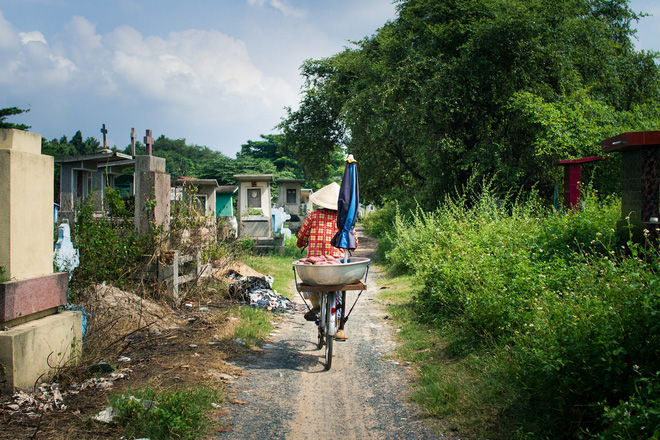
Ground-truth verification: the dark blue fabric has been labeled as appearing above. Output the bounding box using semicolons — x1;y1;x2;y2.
331;161;359;250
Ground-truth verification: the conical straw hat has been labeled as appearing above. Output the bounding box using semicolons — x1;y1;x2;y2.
310;182;340;210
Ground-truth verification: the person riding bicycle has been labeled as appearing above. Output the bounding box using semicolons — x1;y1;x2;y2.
296;182;358;341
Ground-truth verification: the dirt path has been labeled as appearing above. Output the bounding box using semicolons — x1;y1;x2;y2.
217;229;449;439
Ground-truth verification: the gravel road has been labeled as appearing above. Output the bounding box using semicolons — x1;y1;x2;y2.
216;231;451;439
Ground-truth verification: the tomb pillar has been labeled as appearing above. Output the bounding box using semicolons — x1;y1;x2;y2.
0;129;82;394
134;155;170;235
555;156;605;210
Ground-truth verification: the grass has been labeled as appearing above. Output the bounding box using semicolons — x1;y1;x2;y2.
230;305;275;347
379;272;516;439
243;237;301;298
109;386;224;440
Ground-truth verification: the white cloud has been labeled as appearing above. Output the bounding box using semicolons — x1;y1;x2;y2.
19;31;47;45
246;0;307;18
0;11;20;50
102;26;296;116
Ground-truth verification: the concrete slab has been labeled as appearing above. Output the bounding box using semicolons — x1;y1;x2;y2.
0;311;82;393
0;273;69;323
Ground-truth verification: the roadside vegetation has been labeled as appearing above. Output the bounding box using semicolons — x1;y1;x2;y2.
0;194;296;439
107;386;224;440
366;182;660;439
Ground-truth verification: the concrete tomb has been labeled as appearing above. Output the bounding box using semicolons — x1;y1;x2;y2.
601;130;660;240
234;174;274;240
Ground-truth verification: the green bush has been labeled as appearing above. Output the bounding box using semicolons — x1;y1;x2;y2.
599;372;660;439
283;235;304;258
361;203;399;260
384;182;660;438
71;199;153;294
109;386;222;440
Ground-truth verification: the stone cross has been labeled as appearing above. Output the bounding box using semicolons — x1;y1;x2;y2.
130;127;136;157
101;123;108;149
144;129;153;156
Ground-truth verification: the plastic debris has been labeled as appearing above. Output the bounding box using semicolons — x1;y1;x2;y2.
228;273;304;312
118;356;131;363
93;406;118;423
88;361;114;373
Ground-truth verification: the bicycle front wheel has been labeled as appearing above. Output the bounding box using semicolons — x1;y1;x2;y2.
324;292;336;370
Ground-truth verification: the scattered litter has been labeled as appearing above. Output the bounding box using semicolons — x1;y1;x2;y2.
3;370;131;417
209;341;221;346
117;356;131;363
93;406;118;423
185;303;193;307
88;361;114;373
212;402;222;408
189;344;198;348
199;306;210;312
228;274;303;313
235;338;245;345
217;374;236;384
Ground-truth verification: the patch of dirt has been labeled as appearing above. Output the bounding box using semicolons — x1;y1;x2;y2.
0;267;271;440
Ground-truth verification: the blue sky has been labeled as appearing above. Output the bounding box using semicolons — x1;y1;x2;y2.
0;0;658;157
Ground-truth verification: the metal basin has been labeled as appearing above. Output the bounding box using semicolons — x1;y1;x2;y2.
293;257;370;286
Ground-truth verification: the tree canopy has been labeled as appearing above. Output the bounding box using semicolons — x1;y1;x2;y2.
279;0;660;208
0;107;30;130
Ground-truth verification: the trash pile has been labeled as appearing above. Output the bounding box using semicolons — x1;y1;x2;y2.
1;369;131;417
227;272;303;312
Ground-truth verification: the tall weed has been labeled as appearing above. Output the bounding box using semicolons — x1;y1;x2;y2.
385;181;659;438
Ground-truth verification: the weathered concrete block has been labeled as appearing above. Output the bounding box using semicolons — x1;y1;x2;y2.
0;129;53;280
0;273;69;323
0;311;82;393
241;217;271;238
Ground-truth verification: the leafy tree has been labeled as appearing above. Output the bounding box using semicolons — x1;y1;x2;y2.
0;107;30;130
146;136;218;177
239;134;303;176
280;0;660;208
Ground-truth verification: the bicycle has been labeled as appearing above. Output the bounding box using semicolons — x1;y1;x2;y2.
293;257;370;370
294;281;367;370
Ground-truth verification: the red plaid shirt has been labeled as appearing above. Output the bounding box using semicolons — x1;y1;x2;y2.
296;209;357;257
